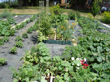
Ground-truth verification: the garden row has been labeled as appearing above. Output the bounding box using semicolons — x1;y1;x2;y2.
0;14;37;66
12;6;110;82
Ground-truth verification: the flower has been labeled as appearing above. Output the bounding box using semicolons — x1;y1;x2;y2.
84;58;87;61
71;57;75;61
80;59;89;69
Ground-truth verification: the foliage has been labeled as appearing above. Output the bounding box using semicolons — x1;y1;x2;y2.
22;33;28;38
7;16;16;24
50;5;62;15
10;46;17;54
68;11;76;20
15;41;23;48
0;10;13;18
13;64;42;82
91;0;100;17
23;43;50;65
15;36;23;41
0;20;15;36
13;43;97;82
36;12;52;36
0;58;7;66
56;20;74;40
0;36;9;45
37;30;47;42
102;11;110;24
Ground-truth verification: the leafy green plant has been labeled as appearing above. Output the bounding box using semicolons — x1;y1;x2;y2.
15;36;23;41
7;17;16;24
68;12;76;20
22;33;28;38
50;4;62;15
36;12;52;36
15;41;23;48
10;46;17;54
3;36;9;42
91;0;100;17
0;38;4;45
102;11;110;24
0;58;7;66
56;20;74;40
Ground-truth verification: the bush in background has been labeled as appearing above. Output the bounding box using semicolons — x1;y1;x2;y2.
102;11;110;24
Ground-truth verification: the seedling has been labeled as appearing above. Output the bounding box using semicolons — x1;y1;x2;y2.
15;36;23;41
10;46;17;54
22;33;28;38
15;41;23;48
0;58;7;66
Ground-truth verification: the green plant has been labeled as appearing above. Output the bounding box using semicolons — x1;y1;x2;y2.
0;58;7;66
0;38;4;45
102;11;110;24
13;64;42;82
10;46;17;54
15;41;23;48
3;36;9;42
91;0;100;17
23;43;50;65
0;36;9;46
7;16;16;24
37;30;47;42
36;12;52;36
22;33;28;38
50;5;62;15
56;20;74;40
68;12;76;20
15;36;23;41
0;10;13;18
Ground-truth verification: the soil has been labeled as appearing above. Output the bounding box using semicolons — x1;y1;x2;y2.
13;15;32;24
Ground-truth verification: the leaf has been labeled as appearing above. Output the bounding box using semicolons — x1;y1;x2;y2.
97;57;102;62
41;76;47;82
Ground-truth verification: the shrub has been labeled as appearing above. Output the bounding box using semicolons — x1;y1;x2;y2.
102;11;110;24
10;46;17;54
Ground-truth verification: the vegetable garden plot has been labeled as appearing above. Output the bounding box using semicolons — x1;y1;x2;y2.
12;9;110;81
0;15;37;82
